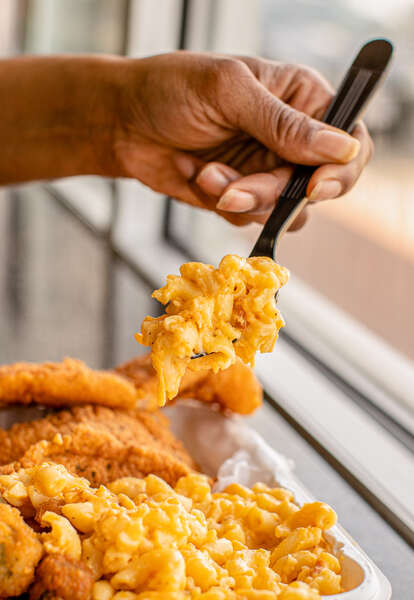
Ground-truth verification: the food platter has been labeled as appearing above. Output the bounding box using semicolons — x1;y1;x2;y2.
0;393;392;598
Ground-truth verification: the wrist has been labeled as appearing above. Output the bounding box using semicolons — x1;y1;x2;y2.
68;55;129;178
109;56;152;179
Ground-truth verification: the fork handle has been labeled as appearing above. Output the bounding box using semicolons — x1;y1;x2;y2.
250;38;393;259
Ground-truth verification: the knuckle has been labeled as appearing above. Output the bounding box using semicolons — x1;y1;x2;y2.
296;64;329;88
282;61;333;94
214;58;247;86
296;64;334;97
339;166;359;192
273;104;313;147
296;64;318;81
280;63;309;89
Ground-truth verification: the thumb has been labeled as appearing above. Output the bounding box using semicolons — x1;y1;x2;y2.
231;78;360;166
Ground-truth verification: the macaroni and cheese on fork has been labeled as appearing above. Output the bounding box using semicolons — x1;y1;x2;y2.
137;255;289;406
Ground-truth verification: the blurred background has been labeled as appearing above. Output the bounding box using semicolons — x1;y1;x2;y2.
0;0;413;580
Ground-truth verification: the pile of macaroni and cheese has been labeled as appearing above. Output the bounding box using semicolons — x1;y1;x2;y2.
137;255;289;405
0;450;342;599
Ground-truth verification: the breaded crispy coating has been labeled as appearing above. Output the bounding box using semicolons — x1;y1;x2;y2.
0;358;137;409
1;423;196;487
115;352;159;408
29;554;94;600
34;498;64;525
177;358;263;415
116;354;262;414
0;353;262;415
0;503;43;597
0;405;196;469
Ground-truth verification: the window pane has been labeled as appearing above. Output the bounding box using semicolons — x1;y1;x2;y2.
24;0;129;54
260;0;414;363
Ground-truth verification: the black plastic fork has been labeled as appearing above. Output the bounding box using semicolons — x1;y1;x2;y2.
250;38;393;266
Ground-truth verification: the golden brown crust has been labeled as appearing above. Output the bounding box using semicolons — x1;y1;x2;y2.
116;354;262;414
0;358;137;409
0;503;43;597
29;554;94;600
34;498;64;525
0;405;196;470
115;352;160;410
1;422;195;487
178;359;263;415
0;353;262;414
115;353;213;411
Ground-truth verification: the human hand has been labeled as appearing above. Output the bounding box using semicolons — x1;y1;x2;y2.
113;52;373;227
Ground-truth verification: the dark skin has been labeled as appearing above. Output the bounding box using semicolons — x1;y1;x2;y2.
0;52;373;228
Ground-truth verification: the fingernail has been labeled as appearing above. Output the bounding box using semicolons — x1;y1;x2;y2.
314;130;360;162
309;179;342;202
216;189;256;212
196;165;233;195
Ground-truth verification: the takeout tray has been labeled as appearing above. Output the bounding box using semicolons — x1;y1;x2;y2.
165;402;392;600
0;403;391;599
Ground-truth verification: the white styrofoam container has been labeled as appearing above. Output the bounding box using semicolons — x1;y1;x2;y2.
165;402;392;600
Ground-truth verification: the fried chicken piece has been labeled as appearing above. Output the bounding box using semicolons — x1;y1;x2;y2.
1;423;196;487
116;353;209;411
116;354;262;414
0;358;137;409
0;353;262;415
177;358;263;415
30;554;94;600
0;503;43;597
35;498;64;524
0;405;196;471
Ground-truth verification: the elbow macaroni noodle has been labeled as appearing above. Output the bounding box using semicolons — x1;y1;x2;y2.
0;457;341;599
137;255;289;405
